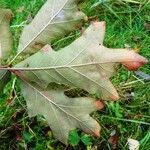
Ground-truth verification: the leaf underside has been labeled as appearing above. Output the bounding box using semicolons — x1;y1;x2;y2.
0;0;148;146
15;22;147;101
21;81;101;144
0;9;13;93
0;9;13;59
17;0;87;54
14;21;147;144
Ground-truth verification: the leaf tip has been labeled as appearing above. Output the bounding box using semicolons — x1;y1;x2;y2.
122;50;148;71
83;121;101;138
110;91;119;101
93;123;101;137
92;21;106;29
94;100;104;110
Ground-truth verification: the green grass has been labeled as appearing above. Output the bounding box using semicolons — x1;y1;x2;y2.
0;0;150;149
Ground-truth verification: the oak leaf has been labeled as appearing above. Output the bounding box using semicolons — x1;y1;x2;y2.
0;9;13;93
0;9;13;59
15;22;147;100
21;80;103;144
17;0;87;54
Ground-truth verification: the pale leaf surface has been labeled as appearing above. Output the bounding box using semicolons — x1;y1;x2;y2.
17;0;87;54
21;80;103;144
15;22;148;100
0;9;13;93
0;9;13;59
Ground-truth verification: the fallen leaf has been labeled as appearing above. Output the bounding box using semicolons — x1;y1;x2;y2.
0;9;13;59
0;9;13;94
17;0;87;54
15;22;148;101
21;80;103;144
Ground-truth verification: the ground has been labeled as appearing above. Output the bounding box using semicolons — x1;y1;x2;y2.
0;0;150;149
